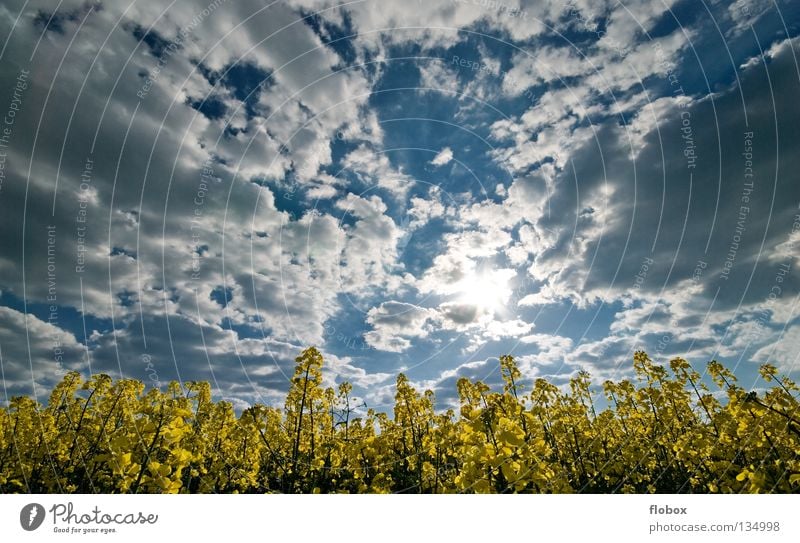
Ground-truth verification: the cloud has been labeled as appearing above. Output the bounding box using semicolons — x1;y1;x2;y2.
726;0;774;35
439;302;482;326
364;301;434;352
481;318;534;341
406;189;448;228
0;307;84;400
430;147;454;167
503;34;800;317
751;325;800;374
340;144;415;196
0;0;392;404
518;333;573;367
0;0;797;411
333;193;415;297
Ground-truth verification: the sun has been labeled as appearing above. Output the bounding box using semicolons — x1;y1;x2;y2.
454;268;515;313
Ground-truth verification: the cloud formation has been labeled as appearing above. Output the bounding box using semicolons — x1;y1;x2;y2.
0;0;798;410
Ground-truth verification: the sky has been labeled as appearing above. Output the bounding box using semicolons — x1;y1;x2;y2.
0;0;799;412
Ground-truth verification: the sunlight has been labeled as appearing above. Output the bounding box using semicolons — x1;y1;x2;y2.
454;268;515;313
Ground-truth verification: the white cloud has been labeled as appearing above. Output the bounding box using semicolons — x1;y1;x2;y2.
364;301;435;352
333;193;411;296
430;147;454;167
481;318;534;341
406;190;447;229
418;61;461;93
340;145;415;196
751;325;800;374
0;307;84;400
727;0;774;35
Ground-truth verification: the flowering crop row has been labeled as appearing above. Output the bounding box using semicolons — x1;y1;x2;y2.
1;349;798;493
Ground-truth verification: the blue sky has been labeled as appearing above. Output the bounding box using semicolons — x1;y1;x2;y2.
0;0;799;411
